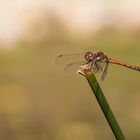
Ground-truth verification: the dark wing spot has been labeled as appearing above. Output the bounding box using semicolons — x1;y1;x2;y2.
58;55;63;58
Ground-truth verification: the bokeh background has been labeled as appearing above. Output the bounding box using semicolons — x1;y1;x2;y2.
0;0;140;140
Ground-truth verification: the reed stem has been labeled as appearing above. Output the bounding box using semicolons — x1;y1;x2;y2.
82;69;125;140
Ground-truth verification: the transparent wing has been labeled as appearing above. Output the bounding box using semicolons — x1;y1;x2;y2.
98;57;109;80
101;62;109;81
64;60;87;73
92;61;106;73
92;63;101;73
91;57;109;80
55;53;85;66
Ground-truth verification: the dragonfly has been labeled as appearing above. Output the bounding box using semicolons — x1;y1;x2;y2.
55;51;140;80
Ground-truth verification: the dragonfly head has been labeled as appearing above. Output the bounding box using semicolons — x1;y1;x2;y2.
85;52;94;62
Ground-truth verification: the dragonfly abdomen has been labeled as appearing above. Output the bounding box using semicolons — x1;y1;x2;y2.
108;58;140;72
122;64;140;71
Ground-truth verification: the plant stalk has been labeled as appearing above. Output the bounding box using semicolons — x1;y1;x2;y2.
82;69;125;140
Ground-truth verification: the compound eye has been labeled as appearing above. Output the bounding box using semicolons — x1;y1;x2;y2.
89;53;92;57
85;52;93;61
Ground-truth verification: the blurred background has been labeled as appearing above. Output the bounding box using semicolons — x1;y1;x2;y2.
0;0;140;139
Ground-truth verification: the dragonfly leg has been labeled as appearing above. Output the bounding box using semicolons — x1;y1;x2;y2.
90;61;94;70
85;61;91;65
97;64;103;71
94;61;101;73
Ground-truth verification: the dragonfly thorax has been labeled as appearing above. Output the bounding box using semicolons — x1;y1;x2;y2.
85;52;95;62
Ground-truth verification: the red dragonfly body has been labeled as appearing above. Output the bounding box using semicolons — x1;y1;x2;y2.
56;51;140;80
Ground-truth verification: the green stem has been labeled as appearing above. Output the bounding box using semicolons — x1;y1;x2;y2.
83;70;125;140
